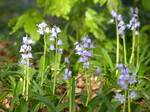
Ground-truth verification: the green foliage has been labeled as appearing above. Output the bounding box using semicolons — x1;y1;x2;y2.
142;0;150;12
34;94;59;112
37;0;77;20
8;9;42;42
1;0;150;112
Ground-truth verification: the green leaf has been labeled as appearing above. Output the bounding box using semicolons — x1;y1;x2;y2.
101;48;114;71
85;8;98;29
14;99;28;112
57;102;69;111
140;90;150;106
91;28;106;41
0;103;9;112
8;16;19;27
31;80;44;95
24;18;40;42
107;0;119;12
141;25;150;32
99;93;115;112
34;94;59;112
9;10;42;41
99;0;107;6
10;13;29;34
37;0;48;7
40;0;77;20
87;95;103;112
59;22;70;50
93;0;99;4
142;0;150;12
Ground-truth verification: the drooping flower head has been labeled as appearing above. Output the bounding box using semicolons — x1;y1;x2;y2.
37;21;49;35
115;93;126;103
19;35;34;66
64;68;72;80
126;8;140;35
74;36;95;68
129;91;137;99
48;25;63;54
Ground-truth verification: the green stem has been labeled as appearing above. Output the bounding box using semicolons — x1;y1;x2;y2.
41;34;47;86
69;78;72;112
123;89;127;112
128;90;131;112
85;70;90;106
53;37;58;94
122;35;127;65
26;59;30;100
115;19;120;66
129;31;135;64
22;65;26;96
136;32;140;67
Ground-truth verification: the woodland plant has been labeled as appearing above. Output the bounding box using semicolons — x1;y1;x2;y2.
1;1;150;112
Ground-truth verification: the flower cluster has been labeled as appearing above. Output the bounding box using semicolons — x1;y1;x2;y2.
37;21;49;35
117;63;137;89
49;25;63;53
37;21;63;53
114;63;138;103
109;8;140;35
74;36;95;68
110;10;126;35
126;8;140;35
115;93;126;103
19;35;34;66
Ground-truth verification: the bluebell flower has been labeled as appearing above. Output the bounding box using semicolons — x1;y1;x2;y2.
129;91;137;99
119;74;130;81
49;44;55;50
116;63;124;70
95;68;101;73
37;21;48;28
115;93;126;103
89;43;95;48
117;14;122;21
37;21;48;35
132;73;137;77
64;57;70;64
118;80;128;90
57;40;63;45
37;28;44;35
50;31;57;38
83;62;90;68
20;44;28;52
111;10;118;18
27;53;33;59
57;48;63;53
23;35;34;45
45;27;51;33
138;80;141;84
64;68;72;80
49;37;55;41
128;77;137;84
109;19;114;23
78;57;84;62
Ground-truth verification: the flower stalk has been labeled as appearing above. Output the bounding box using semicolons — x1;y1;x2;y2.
19;34;34;100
